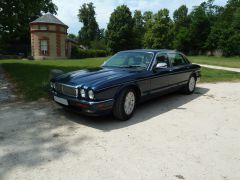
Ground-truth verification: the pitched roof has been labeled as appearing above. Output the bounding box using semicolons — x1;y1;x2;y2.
30;13;68;27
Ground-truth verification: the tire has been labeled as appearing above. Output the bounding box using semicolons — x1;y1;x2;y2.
113;88;136;121
183;75;196;94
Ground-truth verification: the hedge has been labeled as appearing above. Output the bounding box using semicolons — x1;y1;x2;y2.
71;47;108;59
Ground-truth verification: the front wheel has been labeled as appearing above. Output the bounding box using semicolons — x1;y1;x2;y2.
113;88;136;121
183;75;196;94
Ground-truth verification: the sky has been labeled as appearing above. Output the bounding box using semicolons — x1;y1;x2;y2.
52;0;227;35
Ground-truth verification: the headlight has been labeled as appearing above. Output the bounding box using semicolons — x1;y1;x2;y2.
88;90;94;99
80;89;86;98
50;82;55;89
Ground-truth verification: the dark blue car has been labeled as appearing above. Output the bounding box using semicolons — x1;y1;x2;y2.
50;49;201;120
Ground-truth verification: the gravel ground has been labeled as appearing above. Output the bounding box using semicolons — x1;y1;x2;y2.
0;82;240;180
0;66;16;103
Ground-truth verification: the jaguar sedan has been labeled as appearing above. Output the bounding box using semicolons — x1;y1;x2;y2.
50;49;201;120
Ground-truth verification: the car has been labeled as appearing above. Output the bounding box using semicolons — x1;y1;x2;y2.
50;49;201;121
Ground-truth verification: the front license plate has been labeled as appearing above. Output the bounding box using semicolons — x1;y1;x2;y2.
54;96;69;106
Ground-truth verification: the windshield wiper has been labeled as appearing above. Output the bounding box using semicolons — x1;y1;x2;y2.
121;65;146;69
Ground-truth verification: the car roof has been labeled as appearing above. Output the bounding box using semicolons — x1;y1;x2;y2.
120;49;179;54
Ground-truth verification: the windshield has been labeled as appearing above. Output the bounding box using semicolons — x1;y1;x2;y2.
102;52;153;69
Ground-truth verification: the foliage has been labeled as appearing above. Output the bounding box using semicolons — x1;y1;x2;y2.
78;2;100;47
1;0;240;56
173;5;190;53
143;9;173;49
132;10;145;48
90;40;107;50
205;0;240;56
68;34;78;41
188;5;211;53
106;5;134;53
71;46;107;59
0;0;57;55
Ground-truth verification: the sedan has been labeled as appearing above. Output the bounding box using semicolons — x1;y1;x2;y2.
50;49;201;120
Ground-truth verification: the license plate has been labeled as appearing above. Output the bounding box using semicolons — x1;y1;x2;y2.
54;96;69;106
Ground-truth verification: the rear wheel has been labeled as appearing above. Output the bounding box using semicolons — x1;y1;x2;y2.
113;88;136;121
183;75;196;94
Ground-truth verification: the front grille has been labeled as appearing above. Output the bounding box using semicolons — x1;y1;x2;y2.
55;83;78;97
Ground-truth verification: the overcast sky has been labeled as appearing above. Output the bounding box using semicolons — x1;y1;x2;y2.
52;0;227;34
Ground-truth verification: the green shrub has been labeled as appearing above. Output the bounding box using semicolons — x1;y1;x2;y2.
71;47;108;59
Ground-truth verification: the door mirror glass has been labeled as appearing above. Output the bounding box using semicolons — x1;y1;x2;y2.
155;62;167;69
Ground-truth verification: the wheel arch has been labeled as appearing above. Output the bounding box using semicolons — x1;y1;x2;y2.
114;83;141;102
190;71;197;80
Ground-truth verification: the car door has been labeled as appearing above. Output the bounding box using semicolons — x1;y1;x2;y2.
150;53;173;93
167;53;192;86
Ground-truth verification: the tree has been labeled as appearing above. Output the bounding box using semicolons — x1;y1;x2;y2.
188;5;211;53
232;7;240;29
78;2;100;47
106;5;134;53
132;10;144;48
143;11;153;26
144;9;173;49
0;0;57;55
68;34;78;41
173;5;190;53
173;5;189;28
205;0;240;56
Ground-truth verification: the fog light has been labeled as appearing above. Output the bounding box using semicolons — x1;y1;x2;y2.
88;90;94;99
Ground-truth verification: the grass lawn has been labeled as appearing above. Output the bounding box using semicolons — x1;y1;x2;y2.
1;56;240;101
189;56;240;68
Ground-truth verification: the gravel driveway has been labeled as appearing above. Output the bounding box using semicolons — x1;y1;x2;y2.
0;82;240;180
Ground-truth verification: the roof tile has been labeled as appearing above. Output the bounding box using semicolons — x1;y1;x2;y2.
30;13;68;27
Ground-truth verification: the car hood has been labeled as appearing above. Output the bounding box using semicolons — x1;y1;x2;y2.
53;67;143;90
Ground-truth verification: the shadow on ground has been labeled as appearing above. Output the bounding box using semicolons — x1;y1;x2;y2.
0;101;91;179
58;87;209;131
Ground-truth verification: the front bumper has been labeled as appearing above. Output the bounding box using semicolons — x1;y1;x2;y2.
51;91;114;116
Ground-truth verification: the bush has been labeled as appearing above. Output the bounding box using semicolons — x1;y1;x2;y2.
71;47;108;59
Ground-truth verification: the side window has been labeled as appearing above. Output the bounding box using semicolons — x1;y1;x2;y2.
168;53;188;67
155;53;170;67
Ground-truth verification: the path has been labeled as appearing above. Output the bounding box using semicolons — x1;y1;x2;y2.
198;63;240;72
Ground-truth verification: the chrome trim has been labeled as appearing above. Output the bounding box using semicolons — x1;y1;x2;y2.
149;52;170;71
55;83;78;97
87;98;114;105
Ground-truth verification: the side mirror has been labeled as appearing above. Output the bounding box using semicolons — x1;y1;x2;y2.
155;62;168;69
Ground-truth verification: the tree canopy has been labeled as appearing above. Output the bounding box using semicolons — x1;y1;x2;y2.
1;0;240;56
0;0;57;55
106;5;134;53
78;2;100;47
144;9;173;49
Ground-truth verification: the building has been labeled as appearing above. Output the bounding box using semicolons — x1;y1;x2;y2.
30;13;72;60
